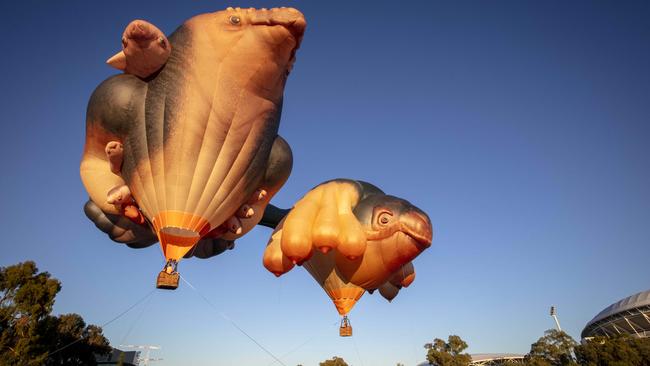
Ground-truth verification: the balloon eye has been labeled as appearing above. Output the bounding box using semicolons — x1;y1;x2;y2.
378;212;392;225
157;37;166;49
121;37;128;48
229;15;241;25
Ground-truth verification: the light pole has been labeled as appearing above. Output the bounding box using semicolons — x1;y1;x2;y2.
550;306;562;331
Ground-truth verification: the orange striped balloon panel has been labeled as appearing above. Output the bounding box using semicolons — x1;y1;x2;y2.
303;251;365;316
327;287;365;316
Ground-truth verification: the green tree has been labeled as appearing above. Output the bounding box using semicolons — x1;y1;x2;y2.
424;335;472;366
502;361;526;366
320;356;349;366
525;329;578;366
0;261;111;365
632;336;650;361
574;335;650;366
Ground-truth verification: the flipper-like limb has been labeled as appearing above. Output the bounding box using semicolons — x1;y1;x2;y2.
280;180;367;264
80;74;146;216
107;184;131;206
84;200;156;248
105;141;123;175
262;217;295;276
185;238;234;259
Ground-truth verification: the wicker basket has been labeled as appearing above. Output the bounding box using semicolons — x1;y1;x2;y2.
156;271;179;290
339;324;353;337
339;316;352;337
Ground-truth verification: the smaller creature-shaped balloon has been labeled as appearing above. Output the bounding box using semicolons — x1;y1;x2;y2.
263;179;433;291
262;179;431;336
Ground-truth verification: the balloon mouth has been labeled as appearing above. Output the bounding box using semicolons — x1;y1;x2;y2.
157;227;201;261
327;288;365;316
159;226;200;239
152;211;211;235
152;211;210;260
399;210;433;247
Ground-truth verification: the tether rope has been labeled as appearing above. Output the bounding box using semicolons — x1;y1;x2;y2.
179;274;288;366
265;320;339;366
120;290;156;345
45;288;156;360
352;334;366;366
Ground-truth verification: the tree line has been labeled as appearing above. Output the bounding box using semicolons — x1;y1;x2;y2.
0;261;111;365
318;329;650;366
424;330;650;366
4;261;649;366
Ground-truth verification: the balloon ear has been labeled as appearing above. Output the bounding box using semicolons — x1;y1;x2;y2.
106;51;127;70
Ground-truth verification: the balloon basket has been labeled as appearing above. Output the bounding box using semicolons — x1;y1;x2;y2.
339;316;352;337
156;271;179;290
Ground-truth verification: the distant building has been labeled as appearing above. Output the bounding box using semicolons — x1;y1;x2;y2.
95;347;140;366
417;353;525;366
468;353;525;365
582;289;650;340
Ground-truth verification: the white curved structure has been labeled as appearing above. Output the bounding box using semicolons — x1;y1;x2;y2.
469;353;525;365
418;353;525;366
582;289;650;340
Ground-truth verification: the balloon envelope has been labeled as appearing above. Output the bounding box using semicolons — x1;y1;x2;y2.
81;7;306;262
303;251;365;316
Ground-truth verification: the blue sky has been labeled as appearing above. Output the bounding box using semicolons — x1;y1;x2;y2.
1;1;649;365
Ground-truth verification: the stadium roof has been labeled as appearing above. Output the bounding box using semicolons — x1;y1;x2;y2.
418;353;525;366
469;354;525;365
582;289;650;339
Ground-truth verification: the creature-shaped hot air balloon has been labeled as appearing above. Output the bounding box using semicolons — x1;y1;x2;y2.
262;179;432;335
265;179;432;285
81;7;306;288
